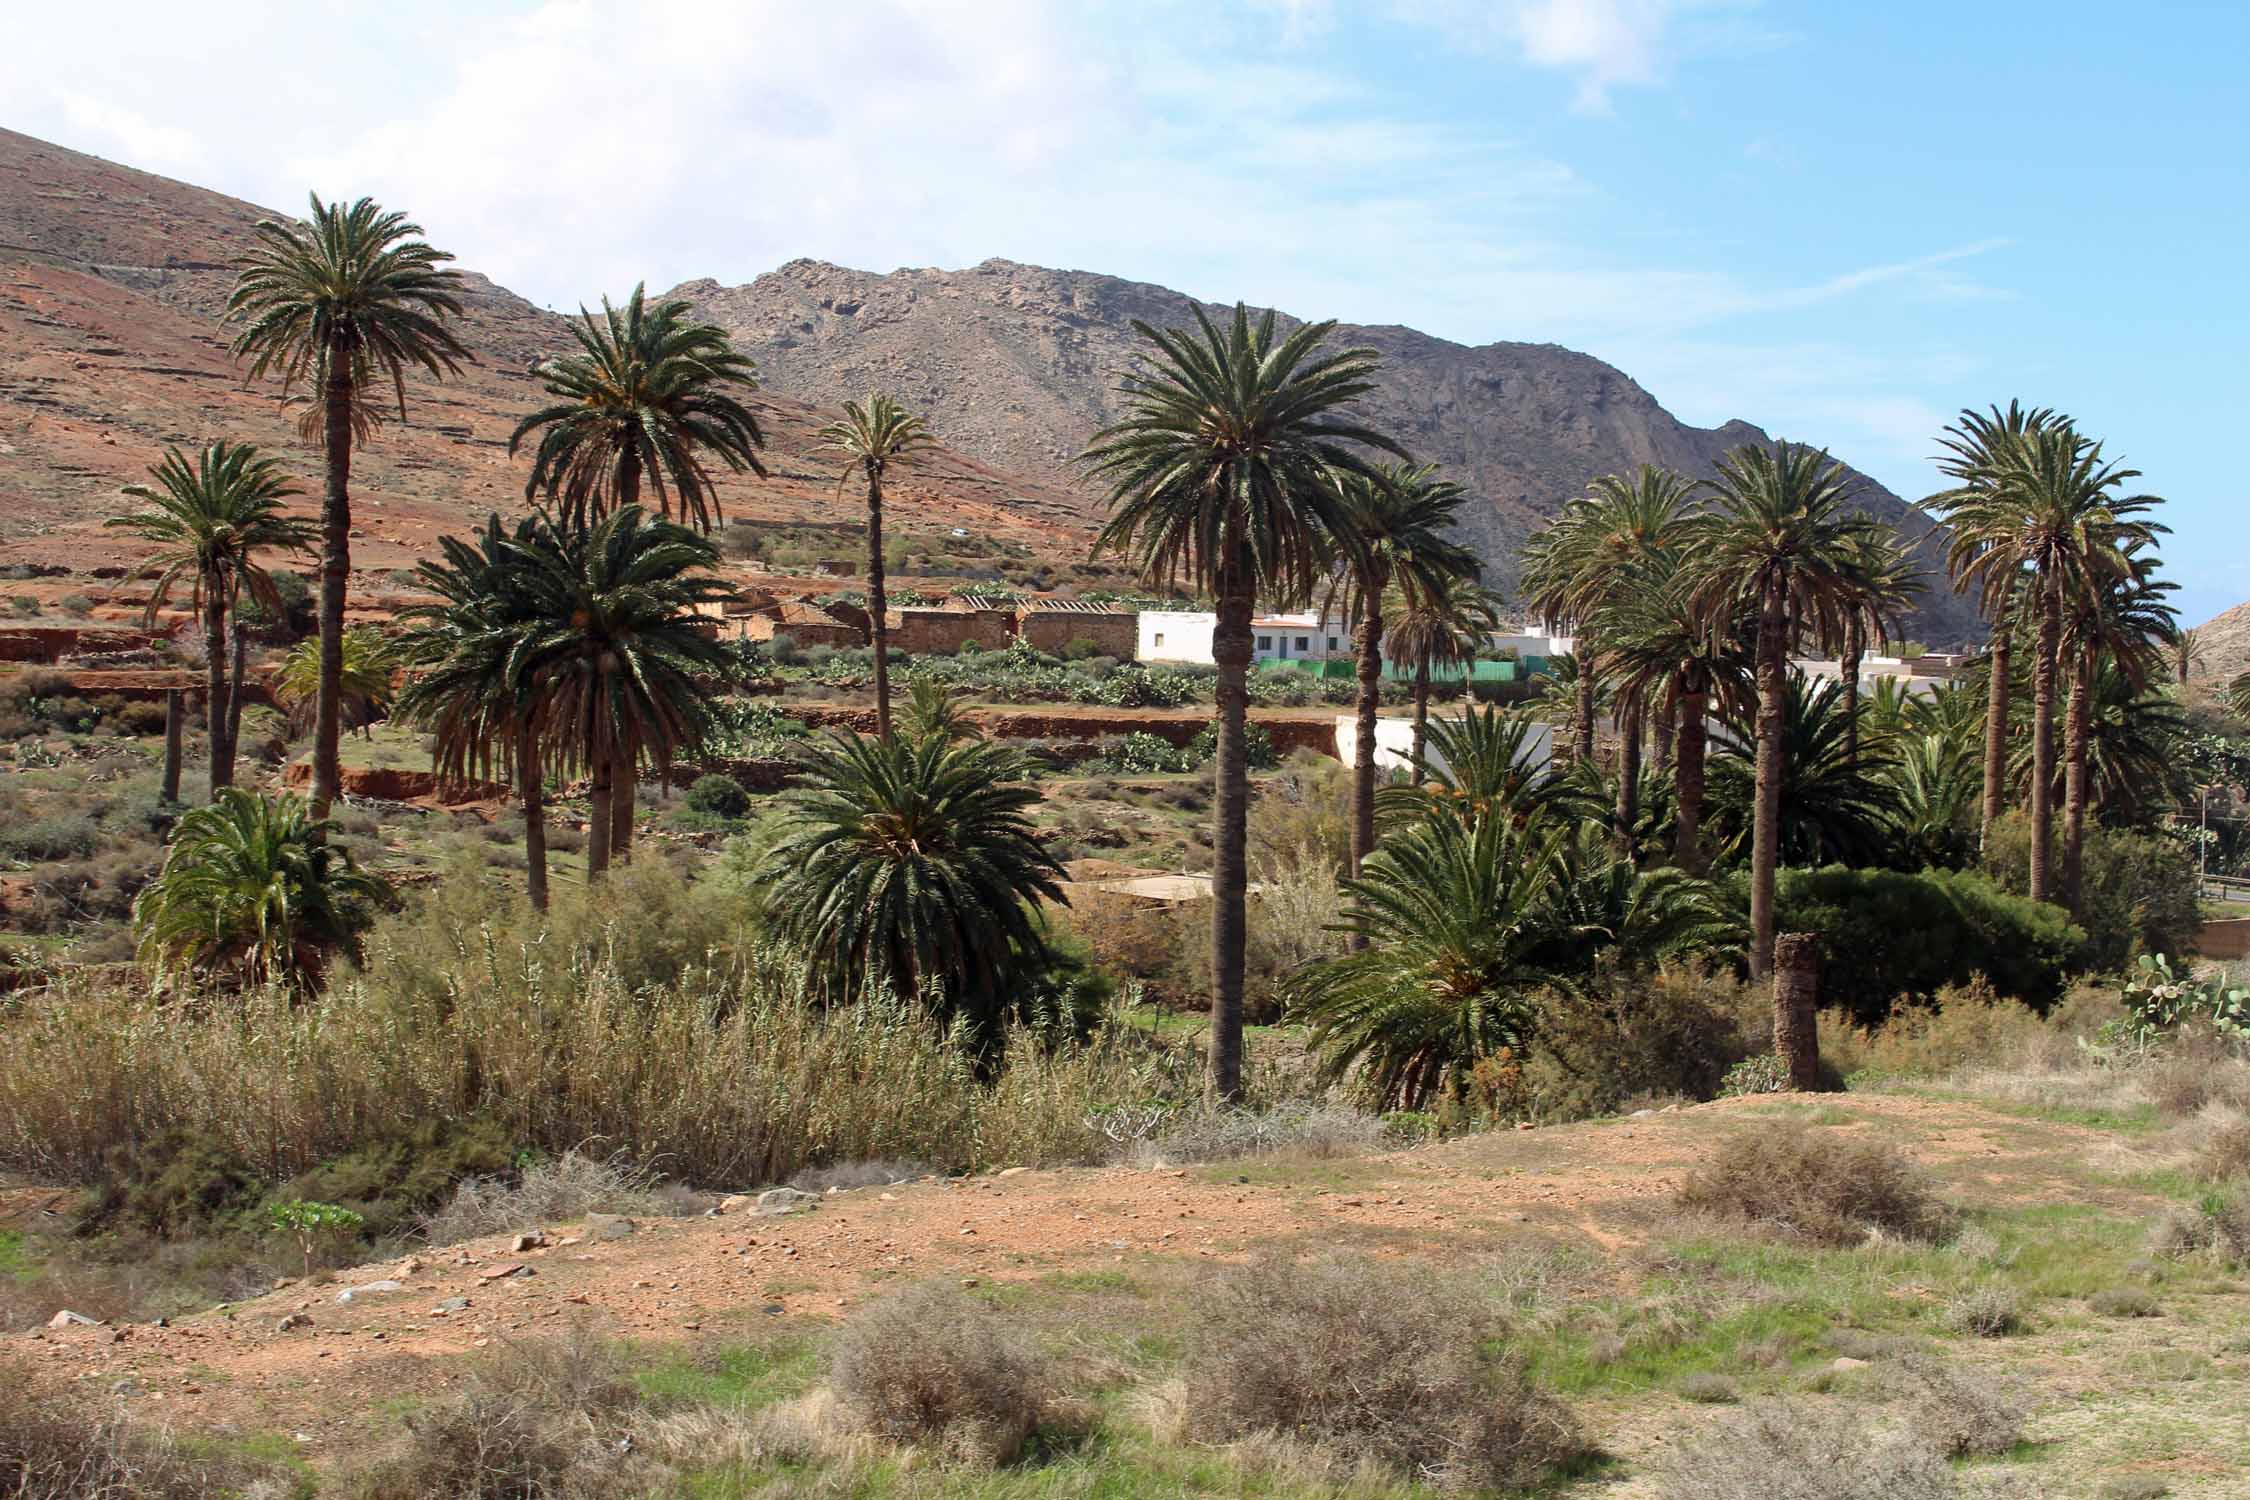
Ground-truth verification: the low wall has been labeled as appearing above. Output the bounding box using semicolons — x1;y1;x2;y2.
2199;918;2250;961
1021;612;1137;658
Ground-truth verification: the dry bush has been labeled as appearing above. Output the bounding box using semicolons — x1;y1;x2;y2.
337;1325;653;1500
2193;1117;2250;1183
825;1281;1055;1464
2089;1286;2162;1318
2143;1034;2250;1121
0;1361;261;1498
2150;1186;2250;1265
1145;1103;1385;1165
421;1150;664;1247
1513;964;1770;1120
1886;1358;2024;1460
1180;1253;1581;1492
1678;1372;1740;1404
1649;1399;1955;1500
1676;1126;1956;1247
1941;1284;2026;1338
1827;980;2064;1080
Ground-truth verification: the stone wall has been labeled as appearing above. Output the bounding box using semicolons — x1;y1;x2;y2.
1020;610;1137;658
886;607;1013;655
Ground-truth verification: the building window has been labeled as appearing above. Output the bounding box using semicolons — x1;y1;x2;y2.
1257;635;1272;651
1296;637;1310;652
1152;632;1164;647
1327;635;1338;651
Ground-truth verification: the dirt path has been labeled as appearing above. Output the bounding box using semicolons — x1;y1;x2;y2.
10;1092;2138;1453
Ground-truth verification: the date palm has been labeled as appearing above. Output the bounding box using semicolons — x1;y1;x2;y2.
505;507;734;877
273;624;396;737
1602;577;1752;873
1080;304;1400;1102
228;193;468;819
817;396;936;741
396;514;555;909
1929;401;2060;852
1706;672;1899;870
1686;442;1865;975
2058;538;2176;909
1833;525;1922;767
133;787;385;991
1385;571;1505;782
511;283;766;533
1327;463;1477;876
107;441;313;796
1950;422;2162;904
759;731;1067;1056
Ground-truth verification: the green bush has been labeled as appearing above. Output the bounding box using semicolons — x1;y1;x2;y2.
683;772;751;822
1981;813;2199;971
1060;636;1103;661
1768;865;2084;1024
1189;719;1277;770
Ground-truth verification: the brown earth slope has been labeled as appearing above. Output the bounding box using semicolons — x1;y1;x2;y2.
2191;599;2250;686
677;257;1986;644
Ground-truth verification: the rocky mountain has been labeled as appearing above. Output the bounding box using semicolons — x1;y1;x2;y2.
0;128;1093;588
2191;600;2250;686
675;258;1987;644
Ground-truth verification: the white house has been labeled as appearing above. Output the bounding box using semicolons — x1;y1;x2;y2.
1334;713;1555;777
1137;608;1350;666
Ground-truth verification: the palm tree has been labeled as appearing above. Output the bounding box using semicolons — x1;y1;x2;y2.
506;508;734;876
1952;423;2163;904
106;441;314;796
1519;508;1601;765
1079;305;1398;1104
1288;812;1733;1111
900;676;981;746
273;624;396;737
1327;464;1477;876
133;787;385;990
1386;572;1505;781
510;283;767;532
1929;402;2059;854
2058;537;2176;910
816;396;935;742
228;194;468;819
759;731;1067;1056
396;514;555;909
1376;703;1574;832
1602;579;1752;873
2176;626;2205;685
1686;442;1865;976
1887;728;1982;870
1832;526;1922;767
1706;673;1900;870
2231;671;2250;721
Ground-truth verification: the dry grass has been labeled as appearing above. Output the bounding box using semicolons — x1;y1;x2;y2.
0;1360;263;1499
2192;1117;2250;1182
420;1150;665;1247
2150;1186;2250;1265
825;1282;1058;1465
1885;1358;2025;1459
1676;1126;1957;1247
1177;1253;1582;1492
1648;1399;1955;1499
1140;1103;1386;1166
1941;1284;2026;1338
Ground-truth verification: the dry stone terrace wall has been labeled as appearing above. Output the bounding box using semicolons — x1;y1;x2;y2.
1020;610;1137;658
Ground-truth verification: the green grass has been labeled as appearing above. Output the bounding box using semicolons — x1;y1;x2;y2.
636;1338;817;1410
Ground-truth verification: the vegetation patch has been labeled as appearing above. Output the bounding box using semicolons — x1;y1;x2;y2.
1677;1126;1957;1246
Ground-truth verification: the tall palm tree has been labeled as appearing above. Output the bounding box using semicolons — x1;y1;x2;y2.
2058;537;2175;910
1385;572;1505;782
1327;464;1477;876
133;788;385;991
1602;578;1752;874
1929;401;2060;853
228;194;468;819
1705;672;1900;871
1832;526;1922;767
510;283;767;532
1686;442;1864;976
506;508;734;877
1080;304;1399;1103
1519;509;1602;765
2175;626;2205;685
816;396;935;742
396;514;555;909
760;732;1068;1056
1950;423;2162;903
273;624;396;737
107;441;314;796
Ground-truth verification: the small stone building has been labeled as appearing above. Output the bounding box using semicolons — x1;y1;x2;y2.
742;601;865;650
884;605;1014;655
1018;601;1137;658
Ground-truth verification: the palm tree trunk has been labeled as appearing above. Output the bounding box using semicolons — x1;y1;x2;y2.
866;465;892;742
226;605;249;775
1349;581;1384;879
1614;700;1642;855
312;348;355;820
1207;569;1254;1106
161;689;183;803
2028;573;2060;904
518;720;549;913
587;751;613;879
1840;617;1864;768
1653;687;1676;772
610;727;635;865
2061;647;2091;916
1981;617;2011;848
1573;652;1595;765
204;588;232;797
1410;647;1432;786
1750;584;1788;979
1676;671;1709;875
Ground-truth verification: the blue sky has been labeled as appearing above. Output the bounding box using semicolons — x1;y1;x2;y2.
7;1;2243;620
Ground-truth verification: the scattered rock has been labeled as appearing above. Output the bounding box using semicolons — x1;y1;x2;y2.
336;1280;404;1304
478;1263;533;1282
430;1298;470;1314
47;1310;97;1329
996;1166;1030;1178
717;1194;754;1215
1831;1357;1871;1372
276;1313;314;1333
584;1213;637;1241
753;1188;816;1218
510;1231;548;1253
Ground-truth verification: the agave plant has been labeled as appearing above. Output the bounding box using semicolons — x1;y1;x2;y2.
133;788;386;989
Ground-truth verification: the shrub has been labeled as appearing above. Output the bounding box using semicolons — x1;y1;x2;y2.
2089;1286;2162;1318
6;595;36;617
1649;1399;1954;1500
1887;1356;2025;1459
2195;1119;2250;1183
683;772;751;822
1677;1126;1956;1246
2150;1186;2250;1264
0;813;99;863
422;1150;664;1247
284;1116;521;1241
826;1282;1053;1464
1148;1103;1385;1164
1060;636;1102;661
0;1358;265;1498
113;700;168;736
1189;718;1277;770
1180;1253;1582;1491
1105;731;1193;775
1771;865;2083;1023
1982;813;2200;971
1941;1284;2025;1337
1828;979;2058;1079
56;594;94;616
1515;965;1771;1120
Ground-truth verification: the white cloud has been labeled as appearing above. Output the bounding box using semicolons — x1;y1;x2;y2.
1389;0;1726;111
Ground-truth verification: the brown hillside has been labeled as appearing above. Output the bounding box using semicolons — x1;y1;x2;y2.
676;257;1987;644
0;128;1098;589
2191;599;2250;685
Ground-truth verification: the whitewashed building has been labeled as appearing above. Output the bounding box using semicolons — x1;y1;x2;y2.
1137;609;1351;666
